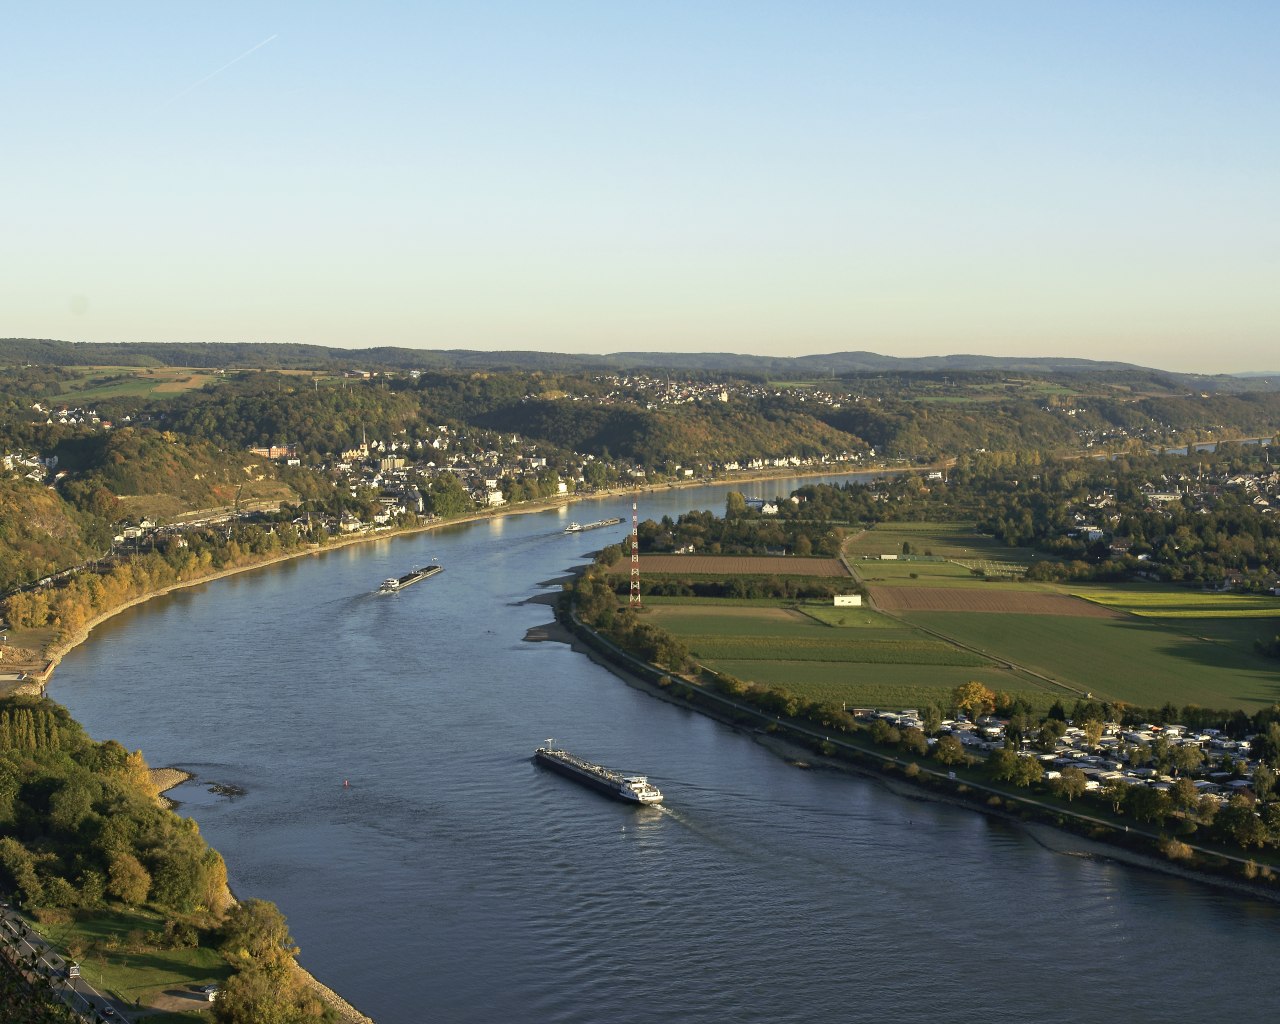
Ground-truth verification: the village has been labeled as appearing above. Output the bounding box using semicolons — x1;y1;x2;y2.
867;706;1264;808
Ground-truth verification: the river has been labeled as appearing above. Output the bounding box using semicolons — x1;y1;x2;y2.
49;476;1280;1023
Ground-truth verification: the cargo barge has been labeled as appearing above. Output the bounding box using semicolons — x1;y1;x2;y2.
534;743;663;804
564;517;623;534
379;564;443;593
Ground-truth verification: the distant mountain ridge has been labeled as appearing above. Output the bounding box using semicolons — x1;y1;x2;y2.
0;336;1266;387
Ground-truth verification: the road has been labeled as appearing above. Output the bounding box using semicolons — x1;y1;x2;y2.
0;903;133;1023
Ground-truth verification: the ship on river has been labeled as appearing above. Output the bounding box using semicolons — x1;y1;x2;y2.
534;742;663;804
379;564;443;593
563;517;623;534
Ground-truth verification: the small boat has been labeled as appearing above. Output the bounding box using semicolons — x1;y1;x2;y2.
534;742;663;804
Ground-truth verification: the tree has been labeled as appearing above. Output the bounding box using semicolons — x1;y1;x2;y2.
1172;745;1205;777
220;899;299;970
1035;718;1067;753
213;966;306;1024
1171;777;1200;816
1051;767;1087;802
900;727;928;757
951;681;995;722
107;852;152;905
934;735;965;766
425;472;472;518
1101;779;1128;814
1082;719;1104;751
1125;785;1170;825
1247;764;1275;806
1013;754;1045;788
1216;795;1269;849
870;720;901;747
989;746;1021;783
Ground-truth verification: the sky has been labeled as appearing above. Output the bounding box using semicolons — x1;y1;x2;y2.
3;2;1277;372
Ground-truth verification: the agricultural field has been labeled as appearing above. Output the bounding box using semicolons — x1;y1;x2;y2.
47;365;332;403
846;521;1036;563
1068;584;1280;619
706;660;1047;712
869;588;1120;617
643;599;1063;712
614;555;849;576
852;558;1039;590
904;609;1280;712
46;365;224;402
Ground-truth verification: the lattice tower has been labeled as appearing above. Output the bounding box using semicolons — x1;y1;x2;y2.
629;500;642;607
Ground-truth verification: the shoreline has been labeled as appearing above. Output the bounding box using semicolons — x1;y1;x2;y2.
9;462;890;1024
20;461;892;691
541;597;1280;906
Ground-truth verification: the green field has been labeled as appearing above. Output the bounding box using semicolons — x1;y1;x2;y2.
707;659;1047;710
640;595;800;608
644;599;1062;710
797;606;910;628
32;905;228;1016
846;521;1036;563
46;366;224;402
905;610;1280;711
852;558;1038;590
1069;583;1280;619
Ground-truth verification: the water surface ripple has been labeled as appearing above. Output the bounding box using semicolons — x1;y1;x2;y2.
49;479;1280;1023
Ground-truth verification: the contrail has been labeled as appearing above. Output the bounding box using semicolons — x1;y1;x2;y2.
162;33;278;107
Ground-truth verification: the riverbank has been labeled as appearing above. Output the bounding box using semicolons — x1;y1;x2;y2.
546;594;1280;906
14;461;893;692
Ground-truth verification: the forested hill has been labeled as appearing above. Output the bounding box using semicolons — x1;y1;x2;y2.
2;337;1273;390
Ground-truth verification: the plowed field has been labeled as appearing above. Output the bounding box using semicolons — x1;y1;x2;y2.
867;586;1124;617
611;556;849;576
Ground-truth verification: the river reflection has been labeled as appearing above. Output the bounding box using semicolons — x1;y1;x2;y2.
48;475;1280;1024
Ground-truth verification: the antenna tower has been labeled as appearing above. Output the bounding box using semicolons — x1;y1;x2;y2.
629;500;642;607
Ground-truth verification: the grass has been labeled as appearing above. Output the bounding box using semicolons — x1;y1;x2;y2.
647;606;841;642
47;366;224;403
796;606;908;628
846;521;1038;563
690;636;991;667
904;610;1280;712
1069;583;1280;619
852;558;1045;590
639;595;802;608
643;597;1062;711
31;905;227;1012
704;660;1051;711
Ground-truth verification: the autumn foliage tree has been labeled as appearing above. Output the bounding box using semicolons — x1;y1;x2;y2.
952;681;996;722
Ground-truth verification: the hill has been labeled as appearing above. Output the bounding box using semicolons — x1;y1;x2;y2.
4;338;1275;393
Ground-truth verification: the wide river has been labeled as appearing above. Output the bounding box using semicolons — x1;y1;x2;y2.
50;477;1280;1023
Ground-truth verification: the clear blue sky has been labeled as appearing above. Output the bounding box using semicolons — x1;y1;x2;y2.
4;2;1276;372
